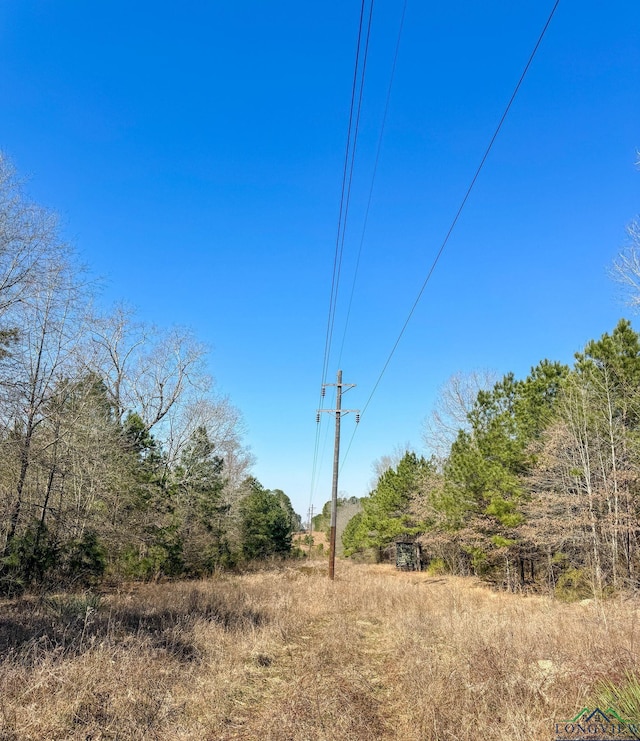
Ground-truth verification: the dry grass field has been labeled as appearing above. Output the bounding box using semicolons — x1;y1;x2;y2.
0;560;638;740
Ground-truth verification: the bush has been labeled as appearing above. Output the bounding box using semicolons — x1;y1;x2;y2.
117;544;177;580
465;547;489;576
43;592;102;621
554;568;593;601
426;557;447;576
62;531;106;586
0;524;58;594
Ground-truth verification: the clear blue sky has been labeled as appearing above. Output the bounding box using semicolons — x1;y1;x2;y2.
1;1;639;518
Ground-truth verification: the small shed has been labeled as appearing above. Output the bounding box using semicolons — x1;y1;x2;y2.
394;536;422;571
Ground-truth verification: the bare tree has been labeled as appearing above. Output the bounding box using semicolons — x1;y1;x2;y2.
0;259;89;556
134;327;207;431
525;364;640;593
89;305;146;425
422;369;498;461
525;384;605;594
611;219;640;309
0;153;66;318
163;395;254;491
91;307;208;432
370;443;414;489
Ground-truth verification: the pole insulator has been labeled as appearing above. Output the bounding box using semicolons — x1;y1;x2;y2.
356;413;360;424
316;412;320;423
321;387;326;397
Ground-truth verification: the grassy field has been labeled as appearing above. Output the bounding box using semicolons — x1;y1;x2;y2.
0;560;638;740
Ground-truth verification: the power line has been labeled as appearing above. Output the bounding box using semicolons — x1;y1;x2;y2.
340;0;562;470
320;0;373;388
337;0;408;369
309;0;375;516
327;0;375;376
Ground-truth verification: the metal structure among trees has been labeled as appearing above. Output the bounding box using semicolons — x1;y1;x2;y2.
395;536;422;571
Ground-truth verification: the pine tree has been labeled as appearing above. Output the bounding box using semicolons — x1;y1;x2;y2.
238;479;296;560
343;452;434;556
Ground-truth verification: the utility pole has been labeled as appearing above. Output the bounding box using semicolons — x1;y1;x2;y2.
328;370;342;580
307;504;314;556
317;370;359;580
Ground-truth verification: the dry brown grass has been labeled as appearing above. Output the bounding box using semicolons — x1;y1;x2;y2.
0;560;638;739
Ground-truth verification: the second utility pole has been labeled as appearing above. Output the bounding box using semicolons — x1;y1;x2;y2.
318;370;358;580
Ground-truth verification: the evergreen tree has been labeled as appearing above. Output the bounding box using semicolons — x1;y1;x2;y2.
343;452;434;556
238;479;296;559
527;320;640;590
171;425;230;573
433;362;568;583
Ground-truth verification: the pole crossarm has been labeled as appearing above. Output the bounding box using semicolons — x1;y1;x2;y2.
317;408;359;415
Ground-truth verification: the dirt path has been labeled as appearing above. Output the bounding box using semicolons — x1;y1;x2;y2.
214;565;438;741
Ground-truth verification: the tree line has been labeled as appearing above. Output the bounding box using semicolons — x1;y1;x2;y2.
344;220;640;596
0;154;299;593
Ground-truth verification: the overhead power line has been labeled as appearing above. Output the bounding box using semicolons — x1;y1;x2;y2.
308;0;375;516
337;0;408;369
322;0;375;387
340;0;562;469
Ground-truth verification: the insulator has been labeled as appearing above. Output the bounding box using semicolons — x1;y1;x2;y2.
321;387;326;397
316;412;320;423
356;413;360;424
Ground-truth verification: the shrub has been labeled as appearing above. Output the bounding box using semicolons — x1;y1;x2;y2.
426;557;448;576
62;531;106;586
554;567;593;601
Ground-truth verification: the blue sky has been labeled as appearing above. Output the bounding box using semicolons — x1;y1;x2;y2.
1;1;639;518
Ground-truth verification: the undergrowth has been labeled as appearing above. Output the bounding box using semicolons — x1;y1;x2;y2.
0;561;636;739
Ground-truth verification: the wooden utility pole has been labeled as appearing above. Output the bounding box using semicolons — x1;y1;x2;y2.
329;370;342;579
317;370;358;580
307;504;314;556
